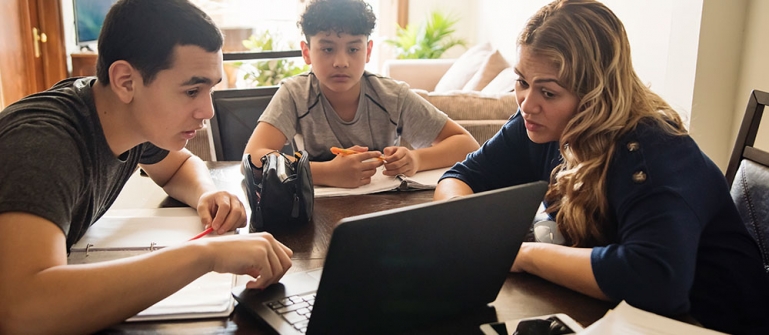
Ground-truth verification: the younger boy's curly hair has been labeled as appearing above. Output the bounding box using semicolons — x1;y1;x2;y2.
299;0;377;39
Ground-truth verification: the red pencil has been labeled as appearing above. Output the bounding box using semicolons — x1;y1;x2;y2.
189;227;214;241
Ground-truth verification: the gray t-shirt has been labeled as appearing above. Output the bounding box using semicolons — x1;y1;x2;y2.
0;77;168;251
259;71;448;161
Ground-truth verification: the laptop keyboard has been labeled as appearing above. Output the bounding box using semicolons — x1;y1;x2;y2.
266;293;316;333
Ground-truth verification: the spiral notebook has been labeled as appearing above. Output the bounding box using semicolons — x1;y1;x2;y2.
313;167;449;197
67;207;236;322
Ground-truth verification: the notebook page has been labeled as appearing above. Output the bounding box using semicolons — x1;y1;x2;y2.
314;167;401;197
71;208;232;251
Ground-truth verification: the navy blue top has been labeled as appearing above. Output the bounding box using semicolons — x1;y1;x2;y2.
442;112;769;334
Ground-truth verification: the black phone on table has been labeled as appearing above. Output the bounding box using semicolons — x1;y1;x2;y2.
479;313;583;335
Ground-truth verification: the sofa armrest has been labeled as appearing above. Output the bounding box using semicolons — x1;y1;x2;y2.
381;59;456;91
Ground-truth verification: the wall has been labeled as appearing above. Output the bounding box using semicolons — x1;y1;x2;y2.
732;0;769;152
690;0;748;170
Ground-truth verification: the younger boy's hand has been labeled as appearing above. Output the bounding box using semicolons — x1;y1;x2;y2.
197;191;248;234
328;149;384;188
382;146;419;177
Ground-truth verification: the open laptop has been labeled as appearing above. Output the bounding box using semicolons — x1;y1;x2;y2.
233;181;548;334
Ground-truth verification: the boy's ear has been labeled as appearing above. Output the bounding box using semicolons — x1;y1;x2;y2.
109;60;137;104
300;40;312;65
366;39;373;63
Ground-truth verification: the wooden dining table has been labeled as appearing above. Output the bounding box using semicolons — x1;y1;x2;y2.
98;161;614;334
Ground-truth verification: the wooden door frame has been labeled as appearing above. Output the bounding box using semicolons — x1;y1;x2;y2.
16;0;41;95
36;0;67;89
0;0;67;108
397;0;409;28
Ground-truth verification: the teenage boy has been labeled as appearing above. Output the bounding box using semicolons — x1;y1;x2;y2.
244;0;480;188
0;1;292;333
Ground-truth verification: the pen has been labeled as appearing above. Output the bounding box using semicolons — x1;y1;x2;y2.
189;227;214;241
330;146;358;156
393;125;402;147
330;146;386;161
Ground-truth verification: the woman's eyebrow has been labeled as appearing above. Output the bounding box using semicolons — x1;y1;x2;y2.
513;67;560;85
532;78;559;84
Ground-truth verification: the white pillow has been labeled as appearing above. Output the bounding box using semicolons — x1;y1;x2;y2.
462;50;510;91
433;43;493;93
481;67;517;94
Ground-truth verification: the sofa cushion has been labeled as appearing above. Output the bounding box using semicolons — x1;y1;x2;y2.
481;67;517;94
414;89;517;121
433;43;494;92
462;50;510;91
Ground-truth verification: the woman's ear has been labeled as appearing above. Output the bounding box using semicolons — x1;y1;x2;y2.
109;60;137;104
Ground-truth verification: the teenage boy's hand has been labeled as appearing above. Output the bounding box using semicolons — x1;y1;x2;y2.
195;232;293;289
197;190;248;234
382;146;420;177
328;149;384;188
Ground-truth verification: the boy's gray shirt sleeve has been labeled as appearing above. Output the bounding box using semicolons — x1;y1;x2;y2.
393;84;448;149
257;83;300;141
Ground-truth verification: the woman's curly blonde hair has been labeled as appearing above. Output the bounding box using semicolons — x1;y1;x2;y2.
518;0;686;247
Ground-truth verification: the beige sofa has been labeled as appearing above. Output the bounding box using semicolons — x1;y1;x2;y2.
381;44;517;144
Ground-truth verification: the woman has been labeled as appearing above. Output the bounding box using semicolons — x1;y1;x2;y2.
434;1;769;333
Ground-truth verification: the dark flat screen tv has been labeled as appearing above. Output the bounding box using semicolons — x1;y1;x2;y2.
73;0;119;46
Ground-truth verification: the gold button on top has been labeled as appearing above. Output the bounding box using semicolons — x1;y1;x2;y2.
627;141;640;152
632;171;647;183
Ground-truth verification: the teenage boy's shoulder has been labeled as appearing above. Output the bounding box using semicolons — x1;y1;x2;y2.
0;77;94;129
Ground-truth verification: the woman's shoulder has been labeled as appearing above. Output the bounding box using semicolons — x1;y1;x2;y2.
609;120;722;190
616;120;696;159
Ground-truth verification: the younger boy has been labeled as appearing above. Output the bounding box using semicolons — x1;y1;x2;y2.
0;1;291;333
244;0;479;188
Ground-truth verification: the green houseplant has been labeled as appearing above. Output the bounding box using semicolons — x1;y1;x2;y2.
235;30;310;87
384;10;467;59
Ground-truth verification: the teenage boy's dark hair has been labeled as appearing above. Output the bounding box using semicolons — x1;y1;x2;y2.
299;0;377;39
96;0;223;85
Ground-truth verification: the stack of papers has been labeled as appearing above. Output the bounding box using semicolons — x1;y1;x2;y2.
129;272;235;321
67;208;237;322
580;301;727;334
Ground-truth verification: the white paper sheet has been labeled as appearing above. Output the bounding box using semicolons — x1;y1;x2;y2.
71;208;232;251
580;301;727;335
